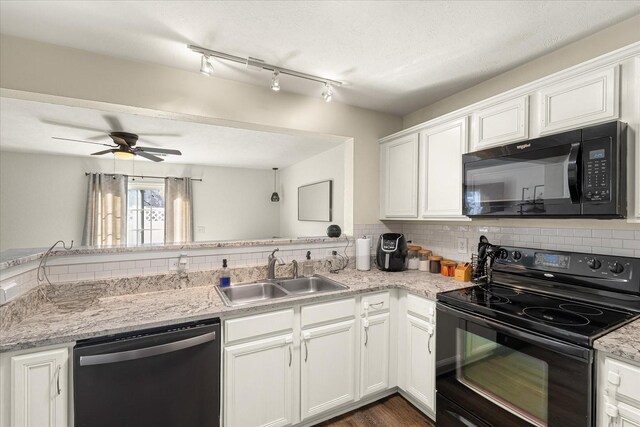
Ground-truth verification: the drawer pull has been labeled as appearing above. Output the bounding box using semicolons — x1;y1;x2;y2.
369;301;384;308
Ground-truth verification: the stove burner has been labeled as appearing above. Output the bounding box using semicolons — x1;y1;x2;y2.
480;285;519;297
523;307;590;326
468;289;510;305
559;303;603;316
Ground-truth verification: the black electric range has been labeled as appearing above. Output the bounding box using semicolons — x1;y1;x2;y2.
436;246;640;427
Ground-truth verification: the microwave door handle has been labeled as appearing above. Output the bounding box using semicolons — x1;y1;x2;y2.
567;142;581;203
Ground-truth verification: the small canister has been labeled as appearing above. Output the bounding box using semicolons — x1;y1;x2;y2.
407;245;422;270
428;255;443;274
418;249;432;272
441;260;457;277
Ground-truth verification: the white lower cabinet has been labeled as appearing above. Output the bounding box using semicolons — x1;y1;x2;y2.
597;353;640;427
0;346;69;427
300;319;357;420
403;313;436;412
360;312;390;398
618;402;640;426
224;334;294;427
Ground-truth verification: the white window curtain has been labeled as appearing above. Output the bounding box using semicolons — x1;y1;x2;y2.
82;173;128;247
164;177;194;244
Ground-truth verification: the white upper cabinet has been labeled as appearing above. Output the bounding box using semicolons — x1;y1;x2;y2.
472;95;529;151
538;65;619;134
379;133;419;218
419;117;468;218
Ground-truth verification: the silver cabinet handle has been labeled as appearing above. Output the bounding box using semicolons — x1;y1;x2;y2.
55;365;61;396
304;340;308;362
288;345;292;367
79;331;216;366
369;301;384;308
428;332;433;355
364;327;369;347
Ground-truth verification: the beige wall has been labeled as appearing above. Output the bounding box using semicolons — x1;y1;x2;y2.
0;35;403;226
403;14;640;128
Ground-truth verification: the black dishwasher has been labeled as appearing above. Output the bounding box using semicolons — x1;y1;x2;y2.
74;319;220;427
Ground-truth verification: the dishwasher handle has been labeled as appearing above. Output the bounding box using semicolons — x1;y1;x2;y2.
79;331;216;366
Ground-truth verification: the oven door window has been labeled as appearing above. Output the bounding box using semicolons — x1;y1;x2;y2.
457;330;549;427
464;144;580;216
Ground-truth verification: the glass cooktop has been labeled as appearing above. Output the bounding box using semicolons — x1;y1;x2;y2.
438;283;639;347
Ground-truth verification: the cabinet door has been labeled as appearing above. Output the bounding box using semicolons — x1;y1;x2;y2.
301;319;356;420
618;402;640;427
419;117;468;218
10;348;68;427
472;96;528;151
404;314;435;412
360;313;390;398
538;65;619;134
379;134;419;218
224;334;294;427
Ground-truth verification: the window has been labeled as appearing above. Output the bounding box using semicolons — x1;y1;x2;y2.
127;181;165;245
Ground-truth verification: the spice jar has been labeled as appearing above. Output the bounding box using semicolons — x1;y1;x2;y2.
418;249;432;272
407;245;422;270
428;255;443;274
441;260;457;277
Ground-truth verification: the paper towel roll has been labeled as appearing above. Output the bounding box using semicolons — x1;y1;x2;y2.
356;237;371;271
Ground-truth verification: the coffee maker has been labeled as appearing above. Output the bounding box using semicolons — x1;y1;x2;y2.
376;233;407;272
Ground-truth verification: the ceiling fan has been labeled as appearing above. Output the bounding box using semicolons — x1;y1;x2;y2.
52;132;182;162
46;114;182;162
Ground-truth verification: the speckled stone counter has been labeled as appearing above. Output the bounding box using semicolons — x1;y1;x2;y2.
0;268;469;352
595;318;640;363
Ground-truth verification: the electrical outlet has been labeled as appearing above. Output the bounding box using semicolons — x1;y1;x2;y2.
457;237;468;254
170;254;189;271
196;226;206;234
365;235;374;248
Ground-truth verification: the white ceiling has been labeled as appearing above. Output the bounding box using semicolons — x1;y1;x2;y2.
1;1;638;116
0;97;346;169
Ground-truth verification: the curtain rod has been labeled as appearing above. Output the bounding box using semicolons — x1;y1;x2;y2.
84;173;203;182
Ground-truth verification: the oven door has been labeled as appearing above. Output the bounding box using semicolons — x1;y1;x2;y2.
436;304;593;427
463;142;582;217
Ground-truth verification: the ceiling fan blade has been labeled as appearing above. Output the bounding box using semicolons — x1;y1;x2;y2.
91;149;116;156
103;115;123;131
109;134;130;147
136;147;182;155
135;151;164;162
137;133;182;137
42;119;105;133
52;136;114;147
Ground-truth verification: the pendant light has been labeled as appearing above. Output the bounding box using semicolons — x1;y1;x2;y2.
271;168;280;202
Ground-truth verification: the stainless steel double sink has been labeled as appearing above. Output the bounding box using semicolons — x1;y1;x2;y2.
216;275;349;306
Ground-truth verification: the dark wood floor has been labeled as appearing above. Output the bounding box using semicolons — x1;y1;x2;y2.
315;394;436;427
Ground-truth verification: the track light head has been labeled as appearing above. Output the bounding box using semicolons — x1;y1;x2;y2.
200;55;214;76
271;70;281;92
322;83;333;102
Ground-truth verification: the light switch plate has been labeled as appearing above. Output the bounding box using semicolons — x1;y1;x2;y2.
457;237;468;254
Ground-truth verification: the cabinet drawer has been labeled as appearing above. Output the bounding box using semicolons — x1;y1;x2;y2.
302;298;355;328
605;357;640;403
361;291;390;315
225;309;294;344
407;293;435;322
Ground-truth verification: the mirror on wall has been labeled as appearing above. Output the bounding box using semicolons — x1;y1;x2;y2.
0;96;352;253
298;180;332;222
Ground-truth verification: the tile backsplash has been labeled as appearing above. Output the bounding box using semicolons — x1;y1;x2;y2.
356;223;640;263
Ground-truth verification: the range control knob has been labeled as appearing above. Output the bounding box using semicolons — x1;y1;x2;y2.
609;262;624;275
512;251;522;260
586;258;602;270
499;249;508;259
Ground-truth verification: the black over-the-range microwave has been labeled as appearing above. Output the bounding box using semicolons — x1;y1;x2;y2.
462;121;627;218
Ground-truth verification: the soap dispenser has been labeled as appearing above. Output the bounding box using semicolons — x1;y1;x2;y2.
219;259;231;288
303;251;314;277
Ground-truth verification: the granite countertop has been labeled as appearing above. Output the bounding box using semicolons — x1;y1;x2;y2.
0;269;469;352
595;318;640;363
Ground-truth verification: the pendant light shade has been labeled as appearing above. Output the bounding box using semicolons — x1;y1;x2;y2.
271;167;280;202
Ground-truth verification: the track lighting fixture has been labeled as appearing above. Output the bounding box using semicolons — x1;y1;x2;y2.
188;44;343;101
271;70;281;92
322;83;333;103
200;55;214;76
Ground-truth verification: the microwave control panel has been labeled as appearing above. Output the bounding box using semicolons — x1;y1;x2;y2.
583;138;611;202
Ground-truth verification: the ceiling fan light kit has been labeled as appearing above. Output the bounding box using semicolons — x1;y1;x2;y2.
188;44;343;102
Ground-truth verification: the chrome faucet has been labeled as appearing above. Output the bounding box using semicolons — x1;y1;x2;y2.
291;260;298;279
267;248;285;280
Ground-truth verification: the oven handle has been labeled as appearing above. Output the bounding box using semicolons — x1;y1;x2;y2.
567;142;581;204
437;303;592;361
